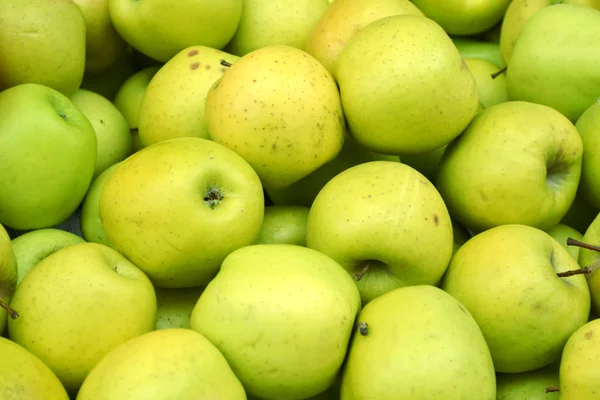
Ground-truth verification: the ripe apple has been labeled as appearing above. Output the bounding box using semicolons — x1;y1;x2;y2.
464;57;508;108
436;101;583;233
155;286;204;330
71;89;133;178
576;213;600;315
205;45;345;190
305;0;423;74
99;137;265;288
0;0;86;96
256;205;310;246
306;161;454;304
0;83;97;231
495;363;560;399
334;14;479;155
341;285;496;399
11;228;85;285
108;0;243;62
576;99;600;209
225;0;329;57
138;46;240;147
8;242;157;393
191;244;361;399
76;329;246;400
442;224;591;373
452;37;504;68
0;337;69;399
547;223;583;261
0;223;17;337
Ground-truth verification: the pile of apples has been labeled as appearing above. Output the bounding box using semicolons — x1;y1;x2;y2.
1;0;600;399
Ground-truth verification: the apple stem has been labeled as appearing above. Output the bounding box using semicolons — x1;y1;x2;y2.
490;66;507;79
357;322;369;336
220;59;232;68
0;298;19;319
546;386;560;393
557;262;599;278
567;237;600;253
354;264;370;281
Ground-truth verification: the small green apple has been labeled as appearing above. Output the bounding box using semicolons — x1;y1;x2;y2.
576;99;600;209
155;286;204;330
547;223;583;261
255;205;310;246
0;83;97;231
496;363;560;399
464;57;508;108
452;37;504;68
0;223;18;337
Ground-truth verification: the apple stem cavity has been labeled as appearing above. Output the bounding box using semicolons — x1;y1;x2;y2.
490;66;507;79
220;59;232;68
204;187;224;209
0;298;19;319
354;264;370;281
546;386;560;393
357;322;369;336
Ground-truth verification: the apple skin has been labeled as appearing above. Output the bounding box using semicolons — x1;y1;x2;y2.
464;57;508;108
99;137;265;288
11;228;85;286
108;0;243;62
436;101;583;233
8;242;157;393
255;205;310;246
306;161;454;305
0;83;97;231
547;223;583;261
452;37;504;68
71;89;133;179
495;363;560;400
0;223;17;337
155;286;204;330
442;224;591;373
577;212;600;316
76;329;246;400
0;0;86;96
576;99;600;210
0;336;70;400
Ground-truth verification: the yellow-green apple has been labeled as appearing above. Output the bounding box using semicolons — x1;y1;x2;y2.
561;191;599;234
225;0;329;57
72;0;128;74
11;228;85;286
80;162;121;247
71;89;133;179
113;67;160;152
334;15;479;155
576;99;600;209
8;242;156;393
442;224;591;373
266;133;398;207
577;213;600;316
506;4;600;122
306;161;453;304
205;45;345;190
108;0;243;62
138;46;240;147
452;37;504;68
0;337;69;399
464;58;508;108
191;244;361;399
547;224;584;261
559;318;600;398
0;83;97;231
76;328;246;400
256;205;310;246
496;363;560;399
0;0;86;96
436;101;583;233
99;137;265;288
0;223;17;337
305;0;423;74
341;285;496;399
155;287;204;330
79;47;137;101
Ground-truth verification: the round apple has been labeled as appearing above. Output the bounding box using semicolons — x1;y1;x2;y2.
464;57;508;108
255;205;310;246
155;286;204;330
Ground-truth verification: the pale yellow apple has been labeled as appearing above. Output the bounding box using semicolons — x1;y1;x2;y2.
155;286;204;330
464;57;508;108
559;318;600;398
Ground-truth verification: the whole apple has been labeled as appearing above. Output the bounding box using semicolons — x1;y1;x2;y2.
464;57;508;108
452;37;504;68
255;205;310;246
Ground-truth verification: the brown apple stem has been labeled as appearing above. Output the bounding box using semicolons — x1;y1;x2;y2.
0;298;19;319
567;237;600;253
220;59;232;68
490;66;507;79
354;264;370;281
545;386;560;393
357;322;369;336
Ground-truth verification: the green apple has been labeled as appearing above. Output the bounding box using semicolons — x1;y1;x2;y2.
138;46;240;147
305;0;423;74
0;337;69;399
547;223;584;261
72;0;128;74
71;89;133;179
0;223;18;337
155;286;204;330
436;101;583;233
255;205;310;246
80;47;137;101
76;328;246;400
452;37;504;68
496;363;560;399
226;0;329;57
113;66;160;152
576;99;600;209
8;242;156;393
464;57;508;108
0;0;86;96
442;224;591;373
11;228;85;286
341;285;496;399
306;161;454;304
266;133;399;207
80;162;121;247
561;191;599;234
206;45;345;190
334;15;479;155
558;318;600;398
506;4;600;122
100;137;265;288
0;83;97;231
577;213;600;316
108;0;243;62
191;244;360;399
